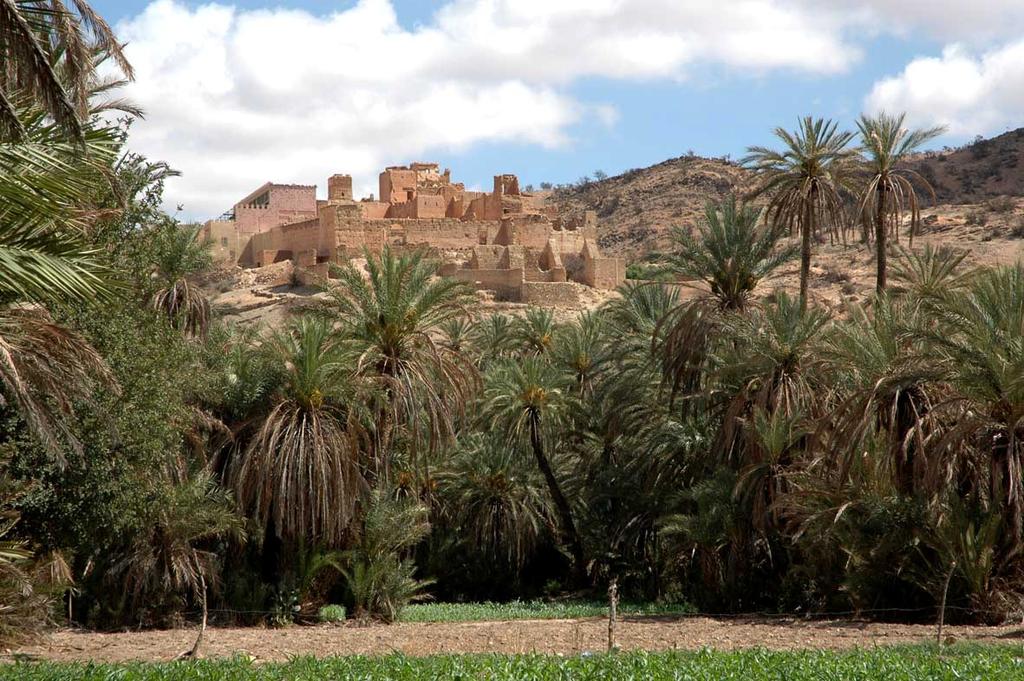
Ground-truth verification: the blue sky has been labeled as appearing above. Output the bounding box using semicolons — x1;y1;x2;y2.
92;1;1024;217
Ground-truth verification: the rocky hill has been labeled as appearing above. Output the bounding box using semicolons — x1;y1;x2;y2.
551;155;751;260
906;128;1024;204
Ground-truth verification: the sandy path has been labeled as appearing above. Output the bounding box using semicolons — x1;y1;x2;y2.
10;616;1024;663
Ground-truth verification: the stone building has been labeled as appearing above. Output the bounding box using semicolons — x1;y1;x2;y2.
202;163;625;301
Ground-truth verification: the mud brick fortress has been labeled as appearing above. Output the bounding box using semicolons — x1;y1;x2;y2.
202;162;625;303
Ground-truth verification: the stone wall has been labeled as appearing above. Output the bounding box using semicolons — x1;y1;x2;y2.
248;217;334;267
202;220;243;264
581;253;626;290
452;267;524;301
521;281;581;306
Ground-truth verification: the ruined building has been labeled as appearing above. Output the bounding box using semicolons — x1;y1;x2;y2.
202;163;625;302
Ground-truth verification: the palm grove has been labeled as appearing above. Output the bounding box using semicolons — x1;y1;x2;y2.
2;0;1023;644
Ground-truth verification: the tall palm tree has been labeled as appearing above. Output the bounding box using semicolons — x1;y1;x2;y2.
744;117;859;310
324;247;478;477
857;112;945;292
1;0;131;140
228;316;367;547
482;356;587;580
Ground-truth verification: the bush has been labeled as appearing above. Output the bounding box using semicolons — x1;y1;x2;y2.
965;210;988;226
317;604;346;623
986;196;1016;213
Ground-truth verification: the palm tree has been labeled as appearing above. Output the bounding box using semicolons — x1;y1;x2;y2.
713;293;830;470
552;311;607;396
228;316;367;547
116;471;243;634
149;223;213;337
515;307;558;356
0;98;119;459
468;312;517;369
856;112;945;292
657;197;795;401
482;356;587;580
324;247;478;477
818;296;936;493
438;432;555;572
744;117;859;310
1;0;131;140
890;244;971;303
665;196;797;312
914;265;1024;544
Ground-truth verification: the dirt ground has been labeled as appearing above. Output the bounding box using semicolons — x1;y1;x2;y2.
10;616;1024;663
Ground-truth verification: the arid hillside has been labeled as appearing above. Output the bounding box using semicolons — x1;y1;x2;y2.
907;128;1024;204
551;155;750;259
554;127;1024;263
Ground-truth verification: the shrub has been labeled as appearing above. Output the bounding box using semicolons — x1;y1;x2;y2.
965;210;988;227
986;196;1015;213
317;604;346;623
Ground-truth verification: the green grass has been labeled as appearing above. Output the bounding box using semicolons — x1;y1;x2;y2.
398;599;694;622
4;646;1023;680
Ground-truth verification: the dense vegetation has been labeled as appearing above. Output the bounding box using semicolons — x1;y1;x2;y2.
6;647;1024;680
3;0;1024;654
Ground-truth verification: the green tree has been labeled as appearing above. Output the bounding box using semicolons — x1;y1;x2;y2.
324;247;477;478
744;117;858;310
856;112;945;292
482;357;586;581
665;196;797;312
228;316;366;547
149;223;213;337
0;1;130;140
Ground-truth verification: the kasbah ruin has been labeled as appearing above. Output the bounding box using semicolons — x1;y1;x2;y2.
201;162;625;305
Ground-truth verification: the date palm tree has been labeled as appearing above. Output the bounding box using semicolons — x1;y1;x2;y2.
482;356;586;580
665;196;797;312
149;223;213;337
657;197;796;401
324;247;478;479
856;112;945;292
1;100;119;459
1;0;131;140
228;316;367;547
744;117;858;310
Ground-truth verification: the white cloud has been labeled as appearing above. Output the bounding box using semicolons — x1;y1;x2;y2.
815;1;1024;43
865;41;1024;136
115;0;865;217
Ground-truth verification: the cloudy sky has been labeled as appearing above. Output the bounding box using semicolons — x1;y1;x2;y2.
91;0;1024;219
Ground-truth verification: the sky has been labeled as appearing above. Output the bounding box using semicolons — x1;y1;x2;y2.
89;0;1024;219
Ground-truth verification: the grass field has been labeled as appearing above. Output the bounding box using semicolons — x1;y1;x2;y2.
4;646;1023;680
397;599;694;622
